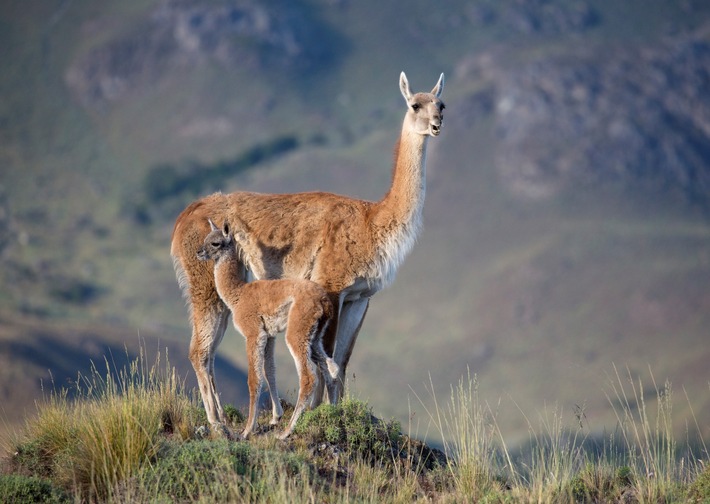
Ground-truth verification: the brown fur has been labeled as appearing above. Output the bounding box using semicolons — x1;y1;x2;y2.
198;220;338;439
172;72;445;427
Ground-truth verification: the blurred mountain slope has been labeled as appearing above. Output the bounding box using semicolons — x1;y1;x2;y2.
1;0;709;446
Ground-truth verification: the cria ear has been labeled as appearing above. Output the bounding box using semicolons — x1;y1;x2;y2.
221;221;230;238
399;71;412;102
431;73;444;98
208;218;219;232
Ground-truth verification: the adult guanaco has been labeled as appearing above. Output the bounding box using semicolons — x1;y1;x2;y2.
172;72;445;429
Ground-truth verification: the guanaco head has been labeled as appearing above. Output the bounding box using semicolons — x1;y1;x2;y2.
196;219;232;262
198;219;251;287
399;72;445;137
197;217;251;262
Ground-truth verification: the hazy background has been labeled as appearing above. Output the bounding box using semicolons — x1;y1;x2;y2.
1;0;709;449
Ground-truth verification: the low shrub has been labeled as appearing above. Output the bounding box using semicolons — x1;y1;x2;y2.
223;403;245;426
137;439;250;501
294;398;402;465
0;474;69;504
133;438;313;502
687;464;710;503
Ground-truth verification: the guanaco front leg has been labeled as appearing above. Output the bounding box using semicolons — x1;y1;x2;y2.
328;297;369;403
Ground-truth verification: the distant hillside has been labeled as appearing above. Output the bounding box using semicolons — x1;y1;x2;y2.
65;0;346;109
1;0;709;448
468;25;710;202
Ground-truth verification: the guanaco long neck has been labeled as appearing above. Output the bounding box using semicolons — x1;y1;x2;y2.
370;125;429;286
213;249;247;306
381;128;427;216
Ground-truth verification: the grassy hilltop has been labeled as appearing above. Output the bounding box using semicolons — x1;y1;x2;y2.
1;0;709;460
1;351;709;502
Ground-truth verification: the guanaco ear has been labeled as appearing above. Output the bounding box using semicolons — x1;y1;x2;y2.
231;214;248;232
431;73;444;98
399;71;412;102
230;215;249;243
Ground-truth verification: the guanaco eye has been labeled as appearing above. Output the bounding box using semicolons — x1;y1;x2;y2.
411;103;420;112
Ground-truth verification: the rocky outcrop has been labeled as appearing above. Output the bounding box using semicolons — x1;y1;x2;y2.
465;0;599;35
65;0;342;107
458;24;710;203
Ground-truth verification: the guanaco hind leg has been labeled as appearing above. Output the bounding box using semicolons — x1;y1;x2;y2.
189;303;230;430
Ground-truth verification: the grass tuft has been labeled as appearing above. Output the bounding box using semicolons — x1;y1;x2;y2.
7;346;201;501
414;366;708;502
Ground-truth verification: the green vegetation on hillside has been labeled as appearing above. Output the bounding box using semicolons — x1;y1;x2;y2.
143;136;300;202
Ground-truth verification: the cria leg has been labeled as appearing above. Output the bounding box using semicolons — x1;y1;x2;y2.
278;323;319;439
313;337;340;404
242;333;268;438
310;316;340;404
263;336;283;425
